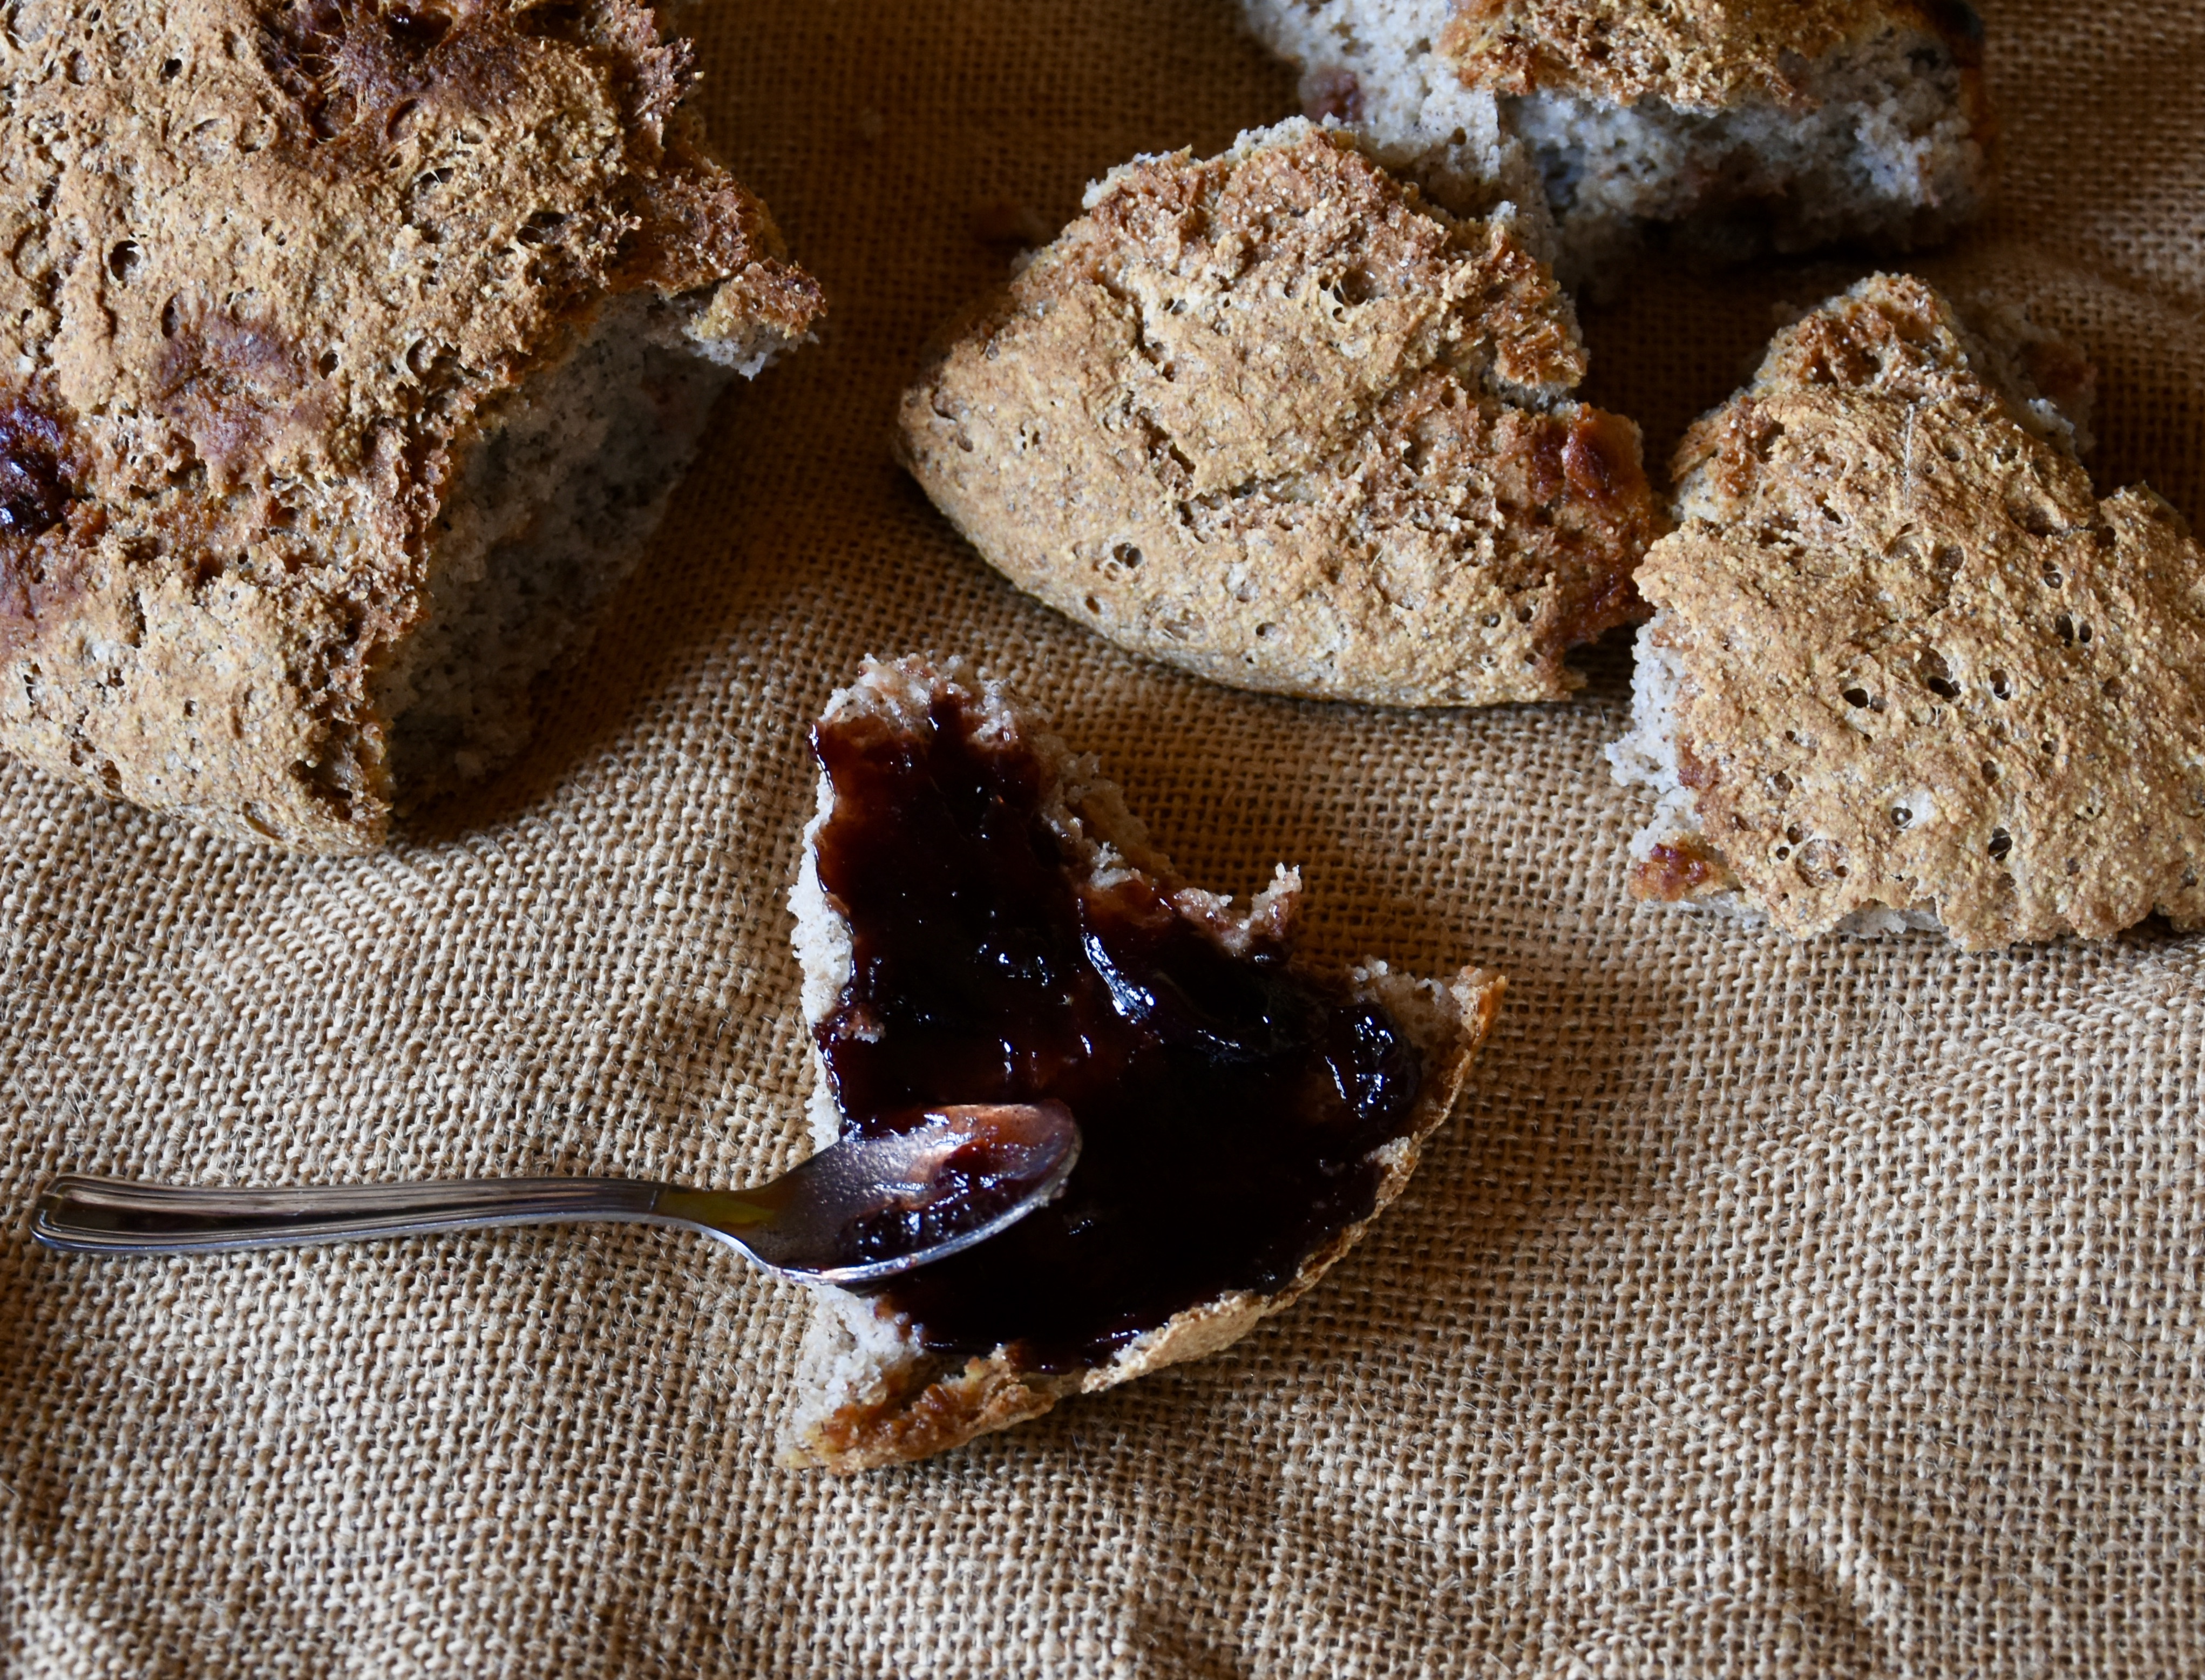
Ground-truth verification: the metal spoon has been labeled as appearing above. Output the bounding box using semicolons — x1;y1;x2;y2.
30;1101;1080;1285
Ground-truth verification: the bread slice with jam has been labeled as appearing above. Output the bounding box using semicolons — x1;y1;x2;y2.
783;656;1502;1471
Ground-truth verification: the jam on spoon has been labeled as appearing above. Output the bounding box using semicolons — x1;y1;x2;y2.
30;1100;1081;1283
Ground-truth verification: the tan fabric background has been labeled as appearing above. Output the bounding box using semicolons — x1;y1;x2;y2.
4;2;2203;1673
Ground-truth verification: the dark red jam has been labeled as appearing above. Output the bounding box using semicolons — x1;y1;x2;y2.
0;401;73;539
810;691;1424;1373
827;1108;1070;1270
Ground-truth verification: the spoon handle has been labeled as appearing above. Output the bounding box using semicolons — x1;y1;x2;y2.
32;1174;688;1255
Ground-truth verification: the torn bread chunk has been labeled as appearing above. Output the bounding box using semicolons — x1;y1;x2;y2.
1244;0;1992;284
895;121;1663;708
783;656;1502;1470
1236;0;1556;240
1609;274;2205;950
0;0;823;852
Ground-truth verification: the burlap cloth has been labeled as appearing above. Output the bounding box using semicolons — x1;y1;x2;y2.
3;2;2202;1674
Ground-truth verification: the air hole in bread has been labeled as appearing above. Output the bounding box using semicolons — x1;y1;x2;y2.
1326;267;1377;308
1919;647;1958;698
515;209;567;247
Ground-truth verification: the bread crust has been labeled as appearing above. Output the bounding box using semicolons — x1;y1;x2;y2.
895;121;1660;708
781;655;1504;1471
1627;275;2205;949
1444;0;1989;114
0;0;822;850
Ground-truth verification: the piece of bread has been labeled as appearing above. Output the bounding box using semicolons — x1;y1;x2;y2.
1230;0;1556;237
1607;274;2205;950
782;656;1503;1471
1240;0;1992;283
0;0;823;851
895;121;1662;709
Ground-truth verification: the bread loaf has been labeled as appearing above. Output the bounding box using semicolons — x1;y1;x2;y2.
0;0;822;850
897;120;1661;709
1240;0;1993;283
1609;274;2205;949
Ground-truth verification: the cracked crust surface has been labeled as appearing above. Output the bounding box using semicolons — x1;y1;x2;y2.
895;121;1660;707
781;655;1504;1471
1444;0;1988;112
1624;274;2205;949
0;0;822;850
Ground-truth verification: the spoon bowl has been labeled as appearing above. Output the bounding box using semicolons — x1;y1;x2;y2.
31;1102;1081;1284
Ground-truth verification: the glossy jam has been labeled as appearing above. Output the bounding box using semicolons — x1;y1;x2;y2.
810;694;1424;1373
831;1126;1051;1269
0;401;73;538
1629;839;1729;903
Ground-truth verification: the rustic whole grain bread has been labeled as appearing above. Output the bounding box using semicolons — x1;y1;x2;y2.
1240;0;1992;284
0;0;823;851
895;121;1661;709
782;655;1502;1470
1225;0;1556;238
1608;274;2205;950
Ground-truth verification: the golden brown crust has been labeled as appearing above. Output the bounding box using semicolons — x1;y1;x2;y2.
795;1338;1068;1473
1633;274;2205;949
895;123;1661;708
0;0;822;850
1443;0;1988;111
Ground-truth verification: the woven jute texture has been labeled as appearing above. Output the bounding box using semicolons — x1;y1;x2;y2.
4;2;2203;1674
